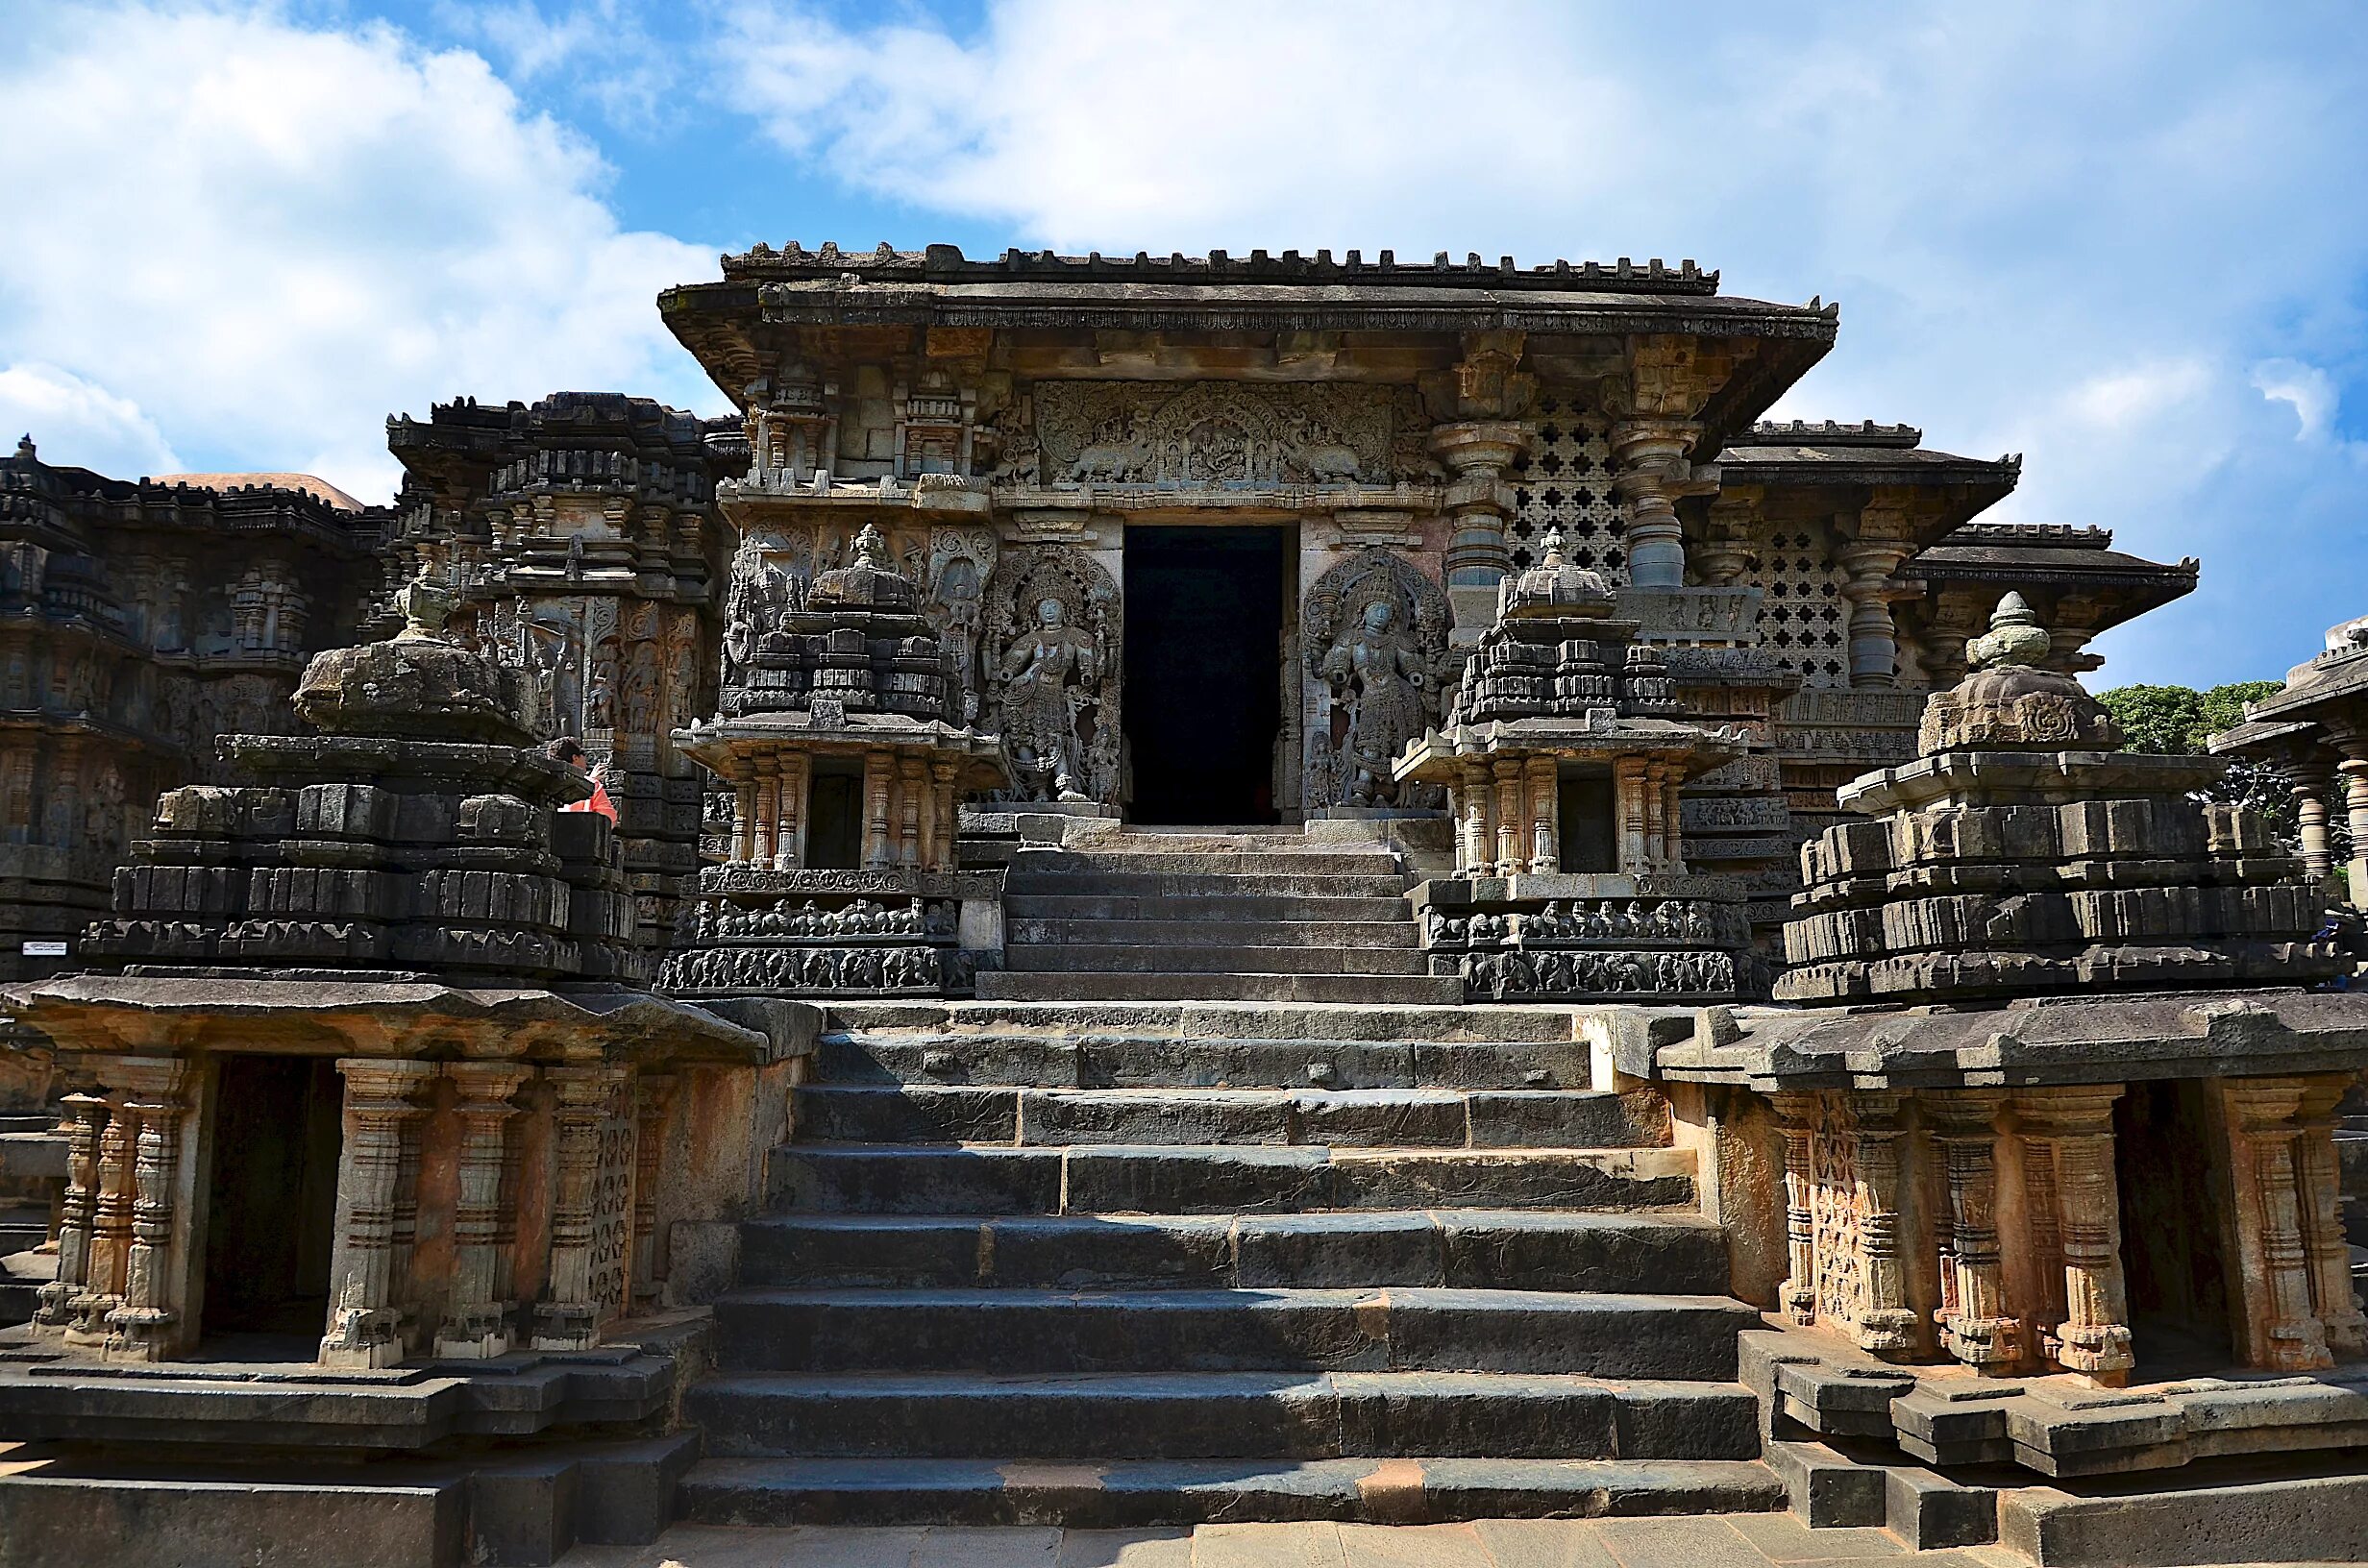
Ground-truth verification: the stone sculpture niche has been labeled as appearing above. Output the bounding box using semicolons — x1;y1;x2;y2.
984;544;1121;807
1301;549;1451;813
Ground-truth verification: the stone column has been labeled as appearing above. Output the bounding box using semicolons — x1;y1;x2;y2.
732;780;758;864
2296;1078;2368;1359
533;1064;625;1351
1429;422;1528;595
928;759;958;873
102;1059;195;1360
1609;416;1701;589
632;1072;679;1308
1640;763;1667;871
776;752;809;870
1930;1090;2019;1371
35;1091;107;1332
319;1059;435;1369
1848;1092;1920;1357
2221;1080;2334;1370
1837;540;1913;690
2020;1087;2135;1382
68;1090;135;1346
861;749;895;871
435;1061;532;1359
1524;756;1559;874
1458;763;1492;876
898;756;925;869
1492;758;1524;877
1614;757;1650;873
2337;754;2368;909
1768;1092;1820;1327
1663;772;1688;871
752;759;779;868
2288;764;2336;888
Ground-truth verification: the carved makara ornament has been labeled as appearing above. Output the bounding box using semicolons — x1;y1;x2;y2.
984;545;1119;805
1302;550;1450;809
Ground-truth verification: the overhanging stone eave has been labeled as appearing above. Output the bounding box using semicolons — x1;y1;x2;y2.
0;975;777;1065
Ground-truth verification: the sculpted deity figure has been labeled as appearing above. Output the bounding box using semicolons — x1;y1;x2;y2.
999;595;1101;802
1321;598;1432;807
723;540;793;679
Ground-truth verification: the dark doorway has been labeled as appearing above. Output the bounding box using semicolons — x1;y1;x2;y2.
1559;774;1616;872
806;770;864;869
1123;527;1289;824
203;1055;342;1340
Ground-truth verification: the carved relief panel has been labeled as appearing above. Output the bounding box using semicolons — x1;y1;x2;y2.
983;544;1121;805
1300;549;1450;810
1025;381;1435;488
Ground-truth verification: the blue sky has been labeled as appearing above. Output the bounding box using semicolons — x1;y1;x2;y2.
5;1;2366;689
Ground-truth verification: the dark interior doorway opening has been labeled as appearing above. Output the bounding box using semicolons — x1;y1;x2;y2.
1123;526;1289;825
202;1054;342;1343
806;767;864;869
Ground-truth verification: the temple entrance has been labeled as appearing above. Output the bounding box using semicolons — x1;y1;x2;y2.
1123;526;1290;824
201;1054;342;1344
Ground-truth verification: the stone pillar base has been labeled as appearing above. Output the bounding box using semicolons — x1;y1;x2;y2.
434;1305;516;1360
530;1303;599;1352
318;1306;405;1369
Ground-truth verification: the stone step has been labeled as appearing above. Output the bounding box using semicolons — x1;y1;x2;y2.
1001;871;1412;899
814;1030;1592;1090
823;1000;1578;1044
1008;918;1419;948
1013;849;1404;877
687;1369;1761;1461
676;1455;1786;1528
709;1287;1757;1378
1003;894;1413;922
1003;943;1433;976
792;1085;1665;1148
767;1143;1696;1215
974;970;1464;1005
736;1211;1731;1294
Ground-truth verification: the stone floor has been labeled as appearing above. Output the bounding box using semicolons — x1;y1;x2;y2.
553;1518;2353;1568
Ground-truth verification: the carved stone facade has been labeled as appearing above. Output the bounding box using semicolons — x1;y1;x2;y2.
0;439;380;979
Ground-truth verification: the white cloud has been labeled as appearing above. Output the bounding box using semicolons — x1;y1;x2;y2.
0;2;724;502
707;0;2368;686
0;364;181;479
431;0;678;131
2250;358;2339;442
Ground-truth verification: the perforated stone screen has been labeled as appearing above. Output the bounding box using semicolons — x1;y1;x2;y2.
1757;526;1851;688
1509;397;1624;580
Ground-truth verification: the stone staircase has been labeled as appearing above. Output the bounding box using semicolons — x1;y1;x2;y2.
676;996;1785;1528
975;829;1462;1004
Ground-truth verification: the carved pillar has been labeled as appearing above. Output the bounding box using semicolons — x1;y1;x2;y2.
897;756;925;869
1428;422;1528;592
632;1072;679;1308
2288;764;2336;888
1930;1090;2019;1370
1524;757;1558;874
102;1059;193;1360
732;780;758;864
1837;539;1913;691
752;758;779;868
1492;757;1524;877
861;749;895;871
35;1092;107;1331
435;1061;532;1359
319;1059;435;1369
1458;762;1492;876
1768;1092;1819;1327
1663;772;1687;871
2296;1078;2368;1359
776;752;809;870
1697;492;1758;587
2020;1087;2134;1382
2221;1079;2334;1370
2337;753;2368;909
533;1064;626;1351
1614;756;1650;872
1848;1092;1919;1356
68;1090;135;1345
928;759;958;873
1608;415;1701;589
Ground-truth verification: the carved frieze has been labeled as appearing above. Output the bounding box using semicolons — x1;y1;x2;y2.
1026;380;1434;488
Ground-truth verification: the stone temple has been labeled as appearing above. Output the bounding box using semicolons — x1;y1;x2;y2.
0;245;2359;1567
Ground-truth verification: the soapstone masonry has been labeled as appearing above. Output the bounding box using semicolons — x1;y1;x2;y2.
0;242;2357;1568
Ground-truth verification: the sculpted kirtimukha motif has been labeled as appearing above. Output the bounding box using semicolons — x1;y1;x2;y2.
984;545;1120;805
1301;550;1449;809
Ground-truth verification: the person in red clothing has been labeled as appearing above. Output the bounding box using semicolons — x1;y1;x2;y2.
546;736;620;823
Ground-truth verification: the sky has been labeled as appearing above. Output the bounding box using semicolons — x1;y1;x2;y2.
3;1;2365;688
